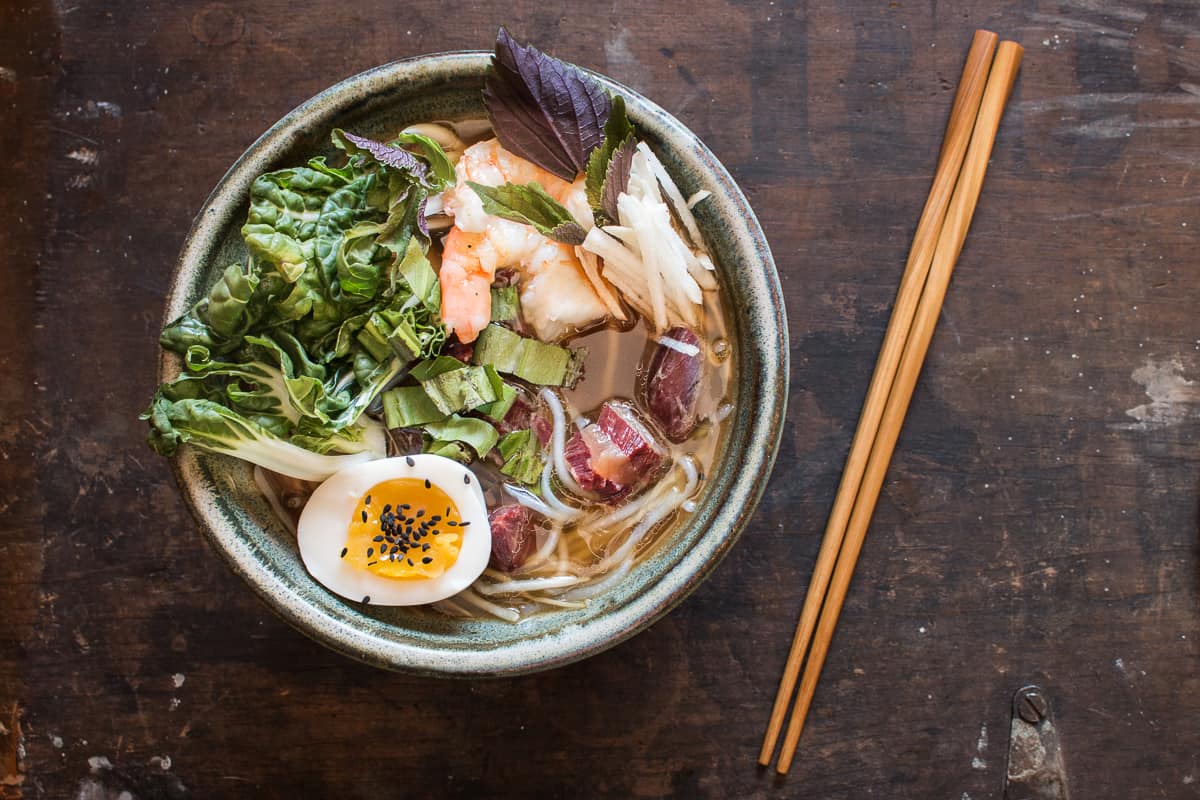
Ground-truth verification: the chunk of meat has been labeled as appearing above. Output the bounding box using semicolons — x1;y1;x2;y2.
488;504;538;572
645;327;704;441
493;390;552;447
565;402;666;499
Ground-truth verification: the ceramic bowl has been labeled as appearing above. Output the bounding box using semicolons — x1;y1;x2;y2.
161;52;787;676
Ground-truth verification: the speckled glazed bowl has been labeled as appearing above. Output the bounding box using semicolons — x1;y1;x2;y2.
161;52;787;676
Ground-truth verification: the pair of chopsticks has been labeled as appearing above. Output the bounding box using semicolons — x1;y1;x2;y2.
759;31;1024;776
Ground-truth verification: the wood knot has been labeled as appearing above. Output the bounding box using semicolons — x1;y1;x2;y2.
191;3;244;47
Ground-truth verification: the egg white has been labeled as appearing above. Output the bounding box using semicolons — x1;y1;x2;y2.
297;455;491;606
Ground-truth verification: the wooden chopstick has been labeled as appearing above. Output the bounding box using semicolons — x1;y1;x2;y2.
757;29;1000;768
772;40;1025;776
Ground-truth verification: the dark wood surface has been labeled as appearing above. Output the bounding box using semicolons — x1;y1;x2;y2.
4;1;1199;797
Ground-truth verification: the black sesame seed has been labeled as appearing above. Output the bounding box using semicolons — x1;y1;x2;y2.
407;558;415;566
422;543;431;551
463;474;471;484
416;509;425;518
406;456;415;467
445;506;451;516
362;595;370;604
424;479;431;489
401;504;411;510
422;557;433;564
361;510;368;523
459;521;470;527
430;515;441;522
340;547;348;558
367;547;374;557
365;495;372;505
447;521;458;527
373;535;384;542
383;503;392;514
367;561;378;566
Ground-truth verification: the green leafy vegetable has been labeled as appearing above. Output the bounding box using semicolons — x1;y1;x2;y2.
483;27;612;180
490;285;520;323
142;395;377;482
467;181;586;245
145;125;448;476
471;324;586;387
382;385;448;429
424;415;500;460
497;429;544;484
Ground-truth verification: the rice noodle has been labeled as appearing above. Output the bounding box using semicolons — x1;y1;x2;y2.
686;189;712;209
559;558;634;601
457;588;521;622
502;482;570;522
475;575;584;596
522;522;562;571
541;388;585;496
540;462;582;519
576;459;679;536
529;596;588;610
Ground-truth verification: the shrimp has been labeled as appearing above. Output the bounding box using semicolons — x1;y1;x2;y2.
438;139;615;343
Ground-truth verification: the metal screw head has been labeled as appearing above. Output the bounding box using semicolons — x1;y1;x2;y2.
1017;689;1048;723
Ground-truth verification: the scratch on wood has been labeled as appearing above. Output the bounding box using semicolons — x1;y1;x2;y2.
1117;358;1200;430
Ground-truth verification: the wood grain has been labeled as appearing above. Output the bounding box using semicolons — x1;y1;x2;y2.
2;1;1199;798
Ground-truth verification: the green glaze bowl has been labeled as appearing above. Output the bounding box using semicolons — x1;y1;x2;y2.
161;52;787;676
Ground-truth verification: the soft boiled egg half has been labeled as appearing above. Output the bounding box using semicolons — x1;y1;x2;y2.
297;455;491;606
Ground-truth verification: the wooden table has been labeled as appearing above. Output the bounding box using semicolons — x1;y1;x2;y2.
4;1;1198;797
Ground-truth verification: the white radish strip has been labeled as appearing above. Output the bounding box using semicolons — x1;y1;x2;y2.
560;558;634;601
658;215;713;298
457;588;521;622
697;252;716;272
575;246;626;321
686;189;712;208
651;205;704;311
252;467;297;537
619;194;668;330
540;388;586;497
658;335;701;357
475;575;584;596
636;141;706;249
503;482;571;523
540;463;583;520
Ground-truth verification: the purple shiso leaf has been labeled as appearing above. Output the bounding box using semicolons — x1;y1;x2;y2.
484;28;612;181
600;137;635;223
416;195;430;238
339;131;431;185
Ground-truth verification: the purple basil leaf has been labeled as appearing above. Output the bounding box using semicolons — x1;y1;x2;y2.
484;28;612;181
335;130;431;186
600;136;635;223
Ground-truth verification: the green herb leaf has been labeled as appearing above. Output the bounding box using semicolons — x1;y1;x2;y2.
585;94;634;219
467;181;586;246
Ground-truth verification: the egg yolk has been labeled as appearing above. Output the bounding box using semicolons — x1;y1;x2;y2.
341;478;464;580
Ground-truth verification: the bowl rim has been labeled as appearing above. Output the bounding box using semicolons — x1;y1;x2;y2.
162;50;788;676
